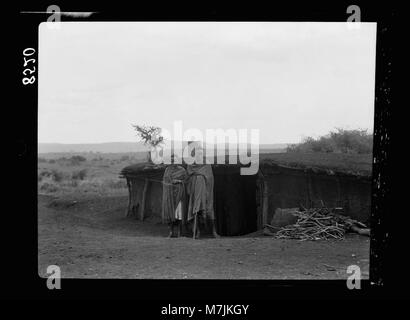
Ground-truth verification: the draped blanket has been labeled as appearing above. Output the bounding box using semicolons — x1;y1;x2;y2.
186;164;215;221
161;165;187;224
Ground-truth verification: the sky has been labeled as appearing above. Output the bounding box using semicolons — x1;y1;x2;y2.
38;22;376;144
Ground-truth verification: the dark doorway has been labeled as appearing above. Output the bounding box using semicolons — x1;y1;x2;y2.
213;165;258;236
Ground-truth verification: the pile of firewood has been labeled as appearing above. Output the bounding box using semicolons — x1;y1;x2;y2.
265;207;369;241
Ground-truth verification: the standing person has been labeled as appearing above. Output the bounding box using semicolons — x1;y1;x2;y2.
161;155;187;238
186;145;219;239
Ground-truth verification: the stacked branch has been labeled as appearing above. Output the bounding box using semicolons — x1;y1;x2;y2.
266;207;368;241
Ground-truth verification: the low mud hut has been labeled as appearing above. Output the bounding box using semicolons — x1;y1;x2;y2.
120;153;372;236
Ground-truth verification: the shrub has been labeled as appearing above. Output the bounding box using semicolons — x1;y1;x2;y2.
71;169;87;180
71;155;86;162
39;170;49;179
38;169;64;182
68;155;87;166
39;182;58;193
38;157;47;163
51;169;64;182
287;128;373;154
70;179;79;187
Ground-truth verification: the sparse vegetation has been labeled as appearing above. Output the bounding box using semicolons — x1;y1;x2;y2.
69;155;87;164
286;128;373;154
37;152;144;196
38;169;65;182
39;181;59;193
71;169;87;180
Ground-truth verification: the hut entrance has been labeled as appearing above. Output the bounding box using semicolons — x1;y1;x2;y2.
213;165;258;236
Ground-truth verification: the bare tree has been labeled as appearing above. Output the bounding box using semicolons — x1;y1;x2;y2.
132;125;164;162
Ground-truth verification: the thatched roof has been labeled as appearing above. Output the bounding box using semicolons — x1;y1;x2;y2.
120;162;166;179
120;153;372;179
258;153;372;177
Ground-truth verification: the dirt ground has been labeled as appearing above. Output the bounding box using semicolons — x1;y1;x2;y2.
38;194;370;279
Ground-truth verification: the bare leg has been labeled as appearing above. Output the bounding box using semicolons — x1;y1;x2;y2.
211;220;220;238
196;215;202;239
168;223;174;238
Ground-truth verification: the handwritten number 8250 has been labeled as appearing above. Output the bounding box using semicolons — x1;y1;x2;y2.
22;48;36;85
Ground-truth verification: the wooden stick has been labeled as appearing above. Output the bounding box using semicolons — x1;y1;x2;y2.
355;221;368;228
125;178;132;217
262;180;269;227
193;214;197;239
140;178;148;221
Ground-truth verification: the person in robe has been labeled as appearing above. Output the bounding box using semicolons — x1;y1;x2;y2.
186;144;219;239
161;154;187;237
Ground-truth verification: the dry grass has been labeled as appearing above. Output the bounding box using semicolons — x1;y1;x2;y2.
37;152;145;197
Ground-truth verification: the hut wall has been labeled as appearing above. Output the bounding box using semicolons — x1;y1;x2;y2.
127;177;163;220
128;177;144;218
125;164;371;231
260;165;371;225
145;180;163;219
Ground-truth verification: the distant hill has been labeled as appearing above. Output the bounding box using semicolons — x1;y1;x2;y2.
38;142;149;153
258;144;289;153
38;142;289;154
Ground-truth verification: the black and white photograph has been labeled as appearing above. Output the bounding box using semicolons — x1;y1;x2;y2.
37;21;376;280
7;3;397;303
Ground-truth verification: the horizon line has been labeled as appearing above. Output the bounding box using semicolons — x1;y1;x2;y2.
39;141;144;144
37;141;292;145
